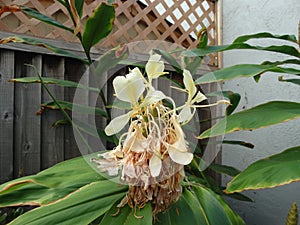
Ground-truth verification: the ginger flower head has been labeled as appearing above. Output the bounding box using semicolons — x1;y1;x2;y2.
92;53;225;217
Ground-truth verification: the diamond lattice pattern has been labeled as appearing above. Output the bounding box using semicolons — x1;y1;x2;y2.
0;0;217;65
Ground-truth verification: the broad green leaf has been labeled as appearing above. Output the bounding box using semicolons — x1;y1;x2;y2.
199;101;300;139
208;164;241;177
156;187;245;225
100;202;152;225
0;153;104;206
9;180;127;225
9;76;99;92
20;6;73;33
82;3;115;55
0;36;87;63
0;182;74;207
195;63;300;84
155;188;203;225
42;100;108;117
226;146;300;193
192;186;245;225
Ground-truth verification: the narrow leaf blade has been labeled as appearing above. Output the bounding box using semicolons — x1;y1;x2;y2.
196;63;300;84
20;6;73;32
0;36;87;62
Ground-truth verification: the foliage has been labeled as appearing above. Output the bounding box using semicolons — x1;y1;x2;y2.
0;1;300;225
286;202;298;225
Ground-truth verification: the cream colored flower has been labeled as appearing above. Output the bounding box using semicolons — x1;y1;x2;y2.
178;69;207;123
123;124;147;153
104;68;145;136
113;67;145;104
145;53;168;80
166;115;193;165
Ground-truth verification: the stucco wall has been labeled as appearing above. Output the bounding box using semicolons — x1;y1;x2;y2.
221;0;300;224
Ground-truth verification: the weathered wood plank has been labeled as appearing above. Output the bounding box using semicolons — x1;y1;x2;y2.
64;58;86;160
41;55;65;169
14;52;42;177
0;49;15;183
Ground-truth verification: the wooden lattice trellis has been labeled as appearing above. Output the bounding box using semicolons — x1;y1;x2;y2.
0;0;218;65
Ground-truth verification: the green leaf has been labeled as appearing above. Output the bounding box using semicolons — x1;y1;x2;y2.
74;0;84;17
71;119;118;144
9;76;99;92
286;202;298;225
224;192;253;202
20;6;73;33
186;56;203;75
192;186;245;225
42;100;108;117
92;44;128;78
232;32;298;44
197;27;208;49
0;153;104;206
279;78;300;86
226;146;300;193
223;140;254;149
82;3;115;55
195;63;300;84
153;49;182;74
0;36;87;63
156;186;244;225
208;164;241;177
199;101;300;139
56;0;67;7
183;43;300;59
207;91;241;115
100;203;152;225
9;180;127;225
155;188;203;225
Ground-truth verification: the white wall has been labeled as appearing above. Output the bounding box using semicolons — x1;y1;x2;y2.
221;0;300;224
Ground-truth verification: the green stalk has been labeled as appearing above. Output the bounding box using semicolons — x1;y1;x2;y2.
27;64;94;153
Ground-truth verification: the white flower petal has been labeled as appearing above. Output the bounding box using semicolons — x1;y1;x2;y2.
149;154;162;177
142;89;166;106
178;105;193;123
168;146;193;165
193;91;207;103
104;112;131;136
183;69;197;98
113;68;145;104
123;128;147;153
167;116;193;165
146;54;166;79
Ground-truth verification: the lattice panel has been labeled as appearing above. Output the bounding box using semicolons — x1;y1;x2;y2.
0;0;218;65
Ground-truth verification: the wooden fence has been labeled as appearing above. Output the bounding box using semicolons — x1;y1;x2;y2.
0;38;220;184
0;0;221;184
